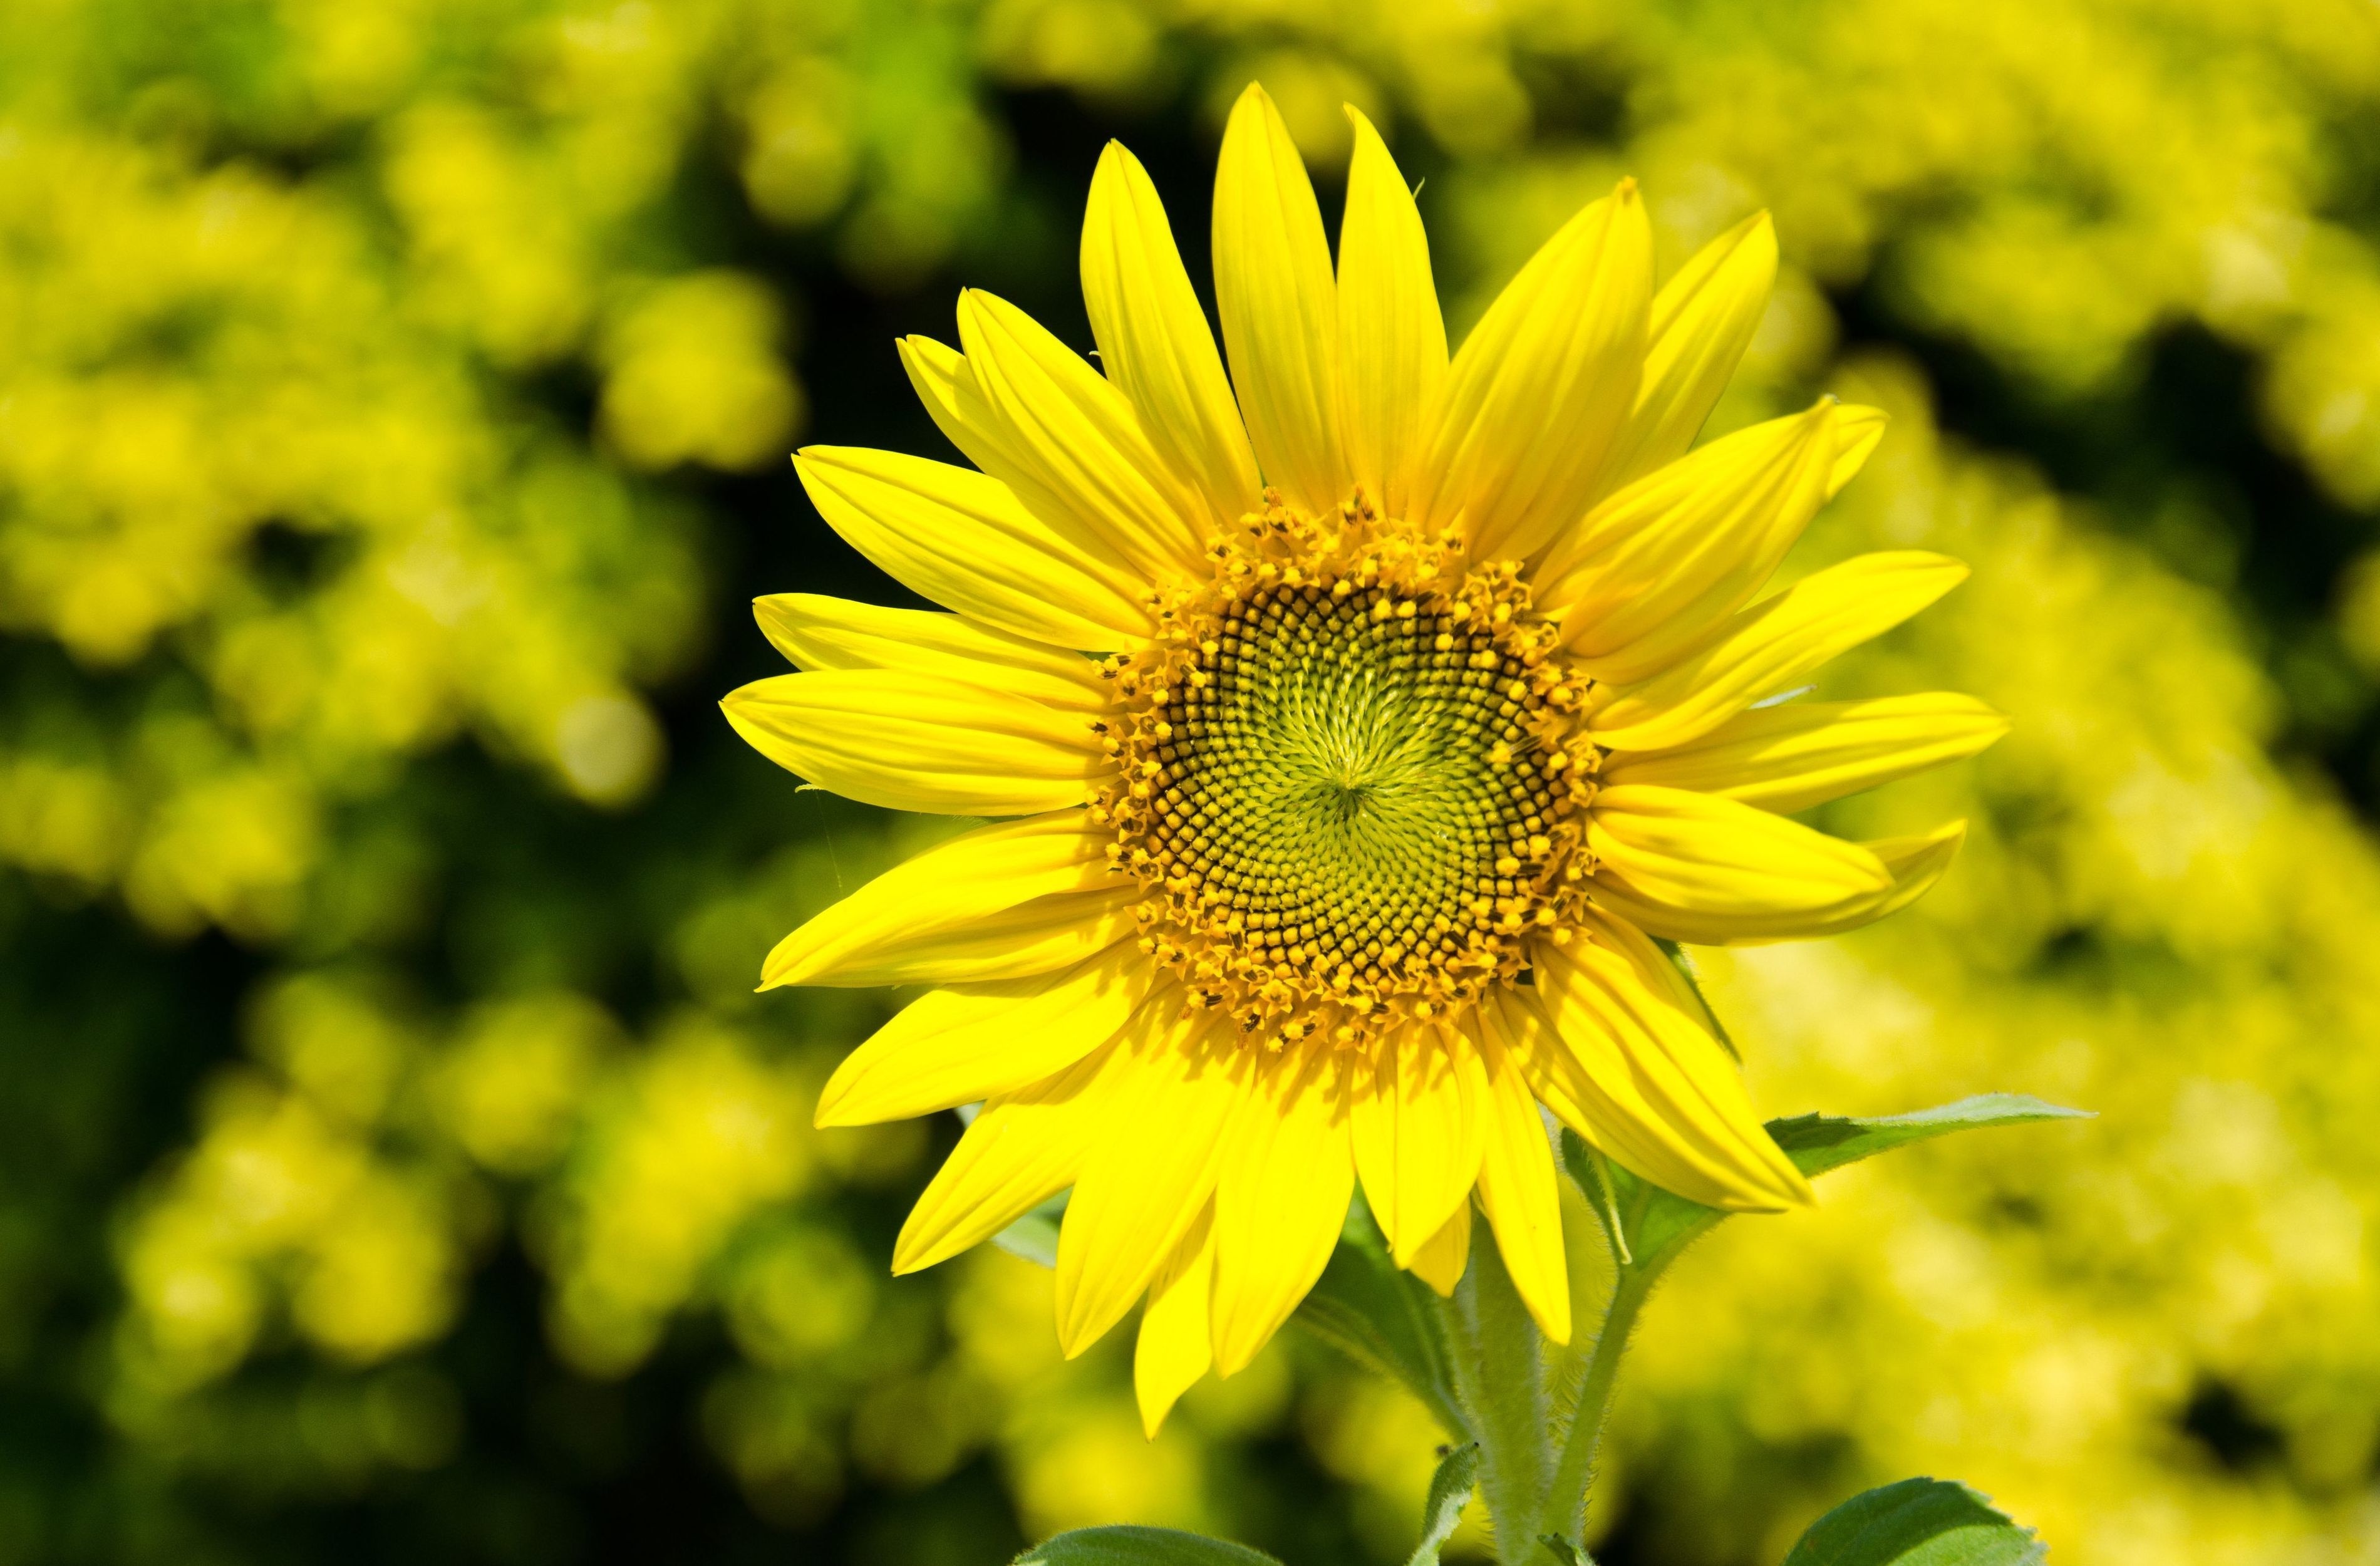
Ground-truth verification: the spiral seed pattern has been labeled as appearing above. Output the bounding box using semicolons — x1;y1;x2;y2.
1094;504;1598;1047
1166;586;1550;958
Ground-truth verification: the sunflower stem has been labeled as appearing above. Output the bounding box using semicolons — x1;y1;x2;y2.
1440;1232;1550;1563
1539;1258;1658;1549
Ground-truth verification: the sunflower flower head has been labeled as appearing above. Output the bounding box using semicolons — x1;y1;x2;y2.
724;84;2005;1436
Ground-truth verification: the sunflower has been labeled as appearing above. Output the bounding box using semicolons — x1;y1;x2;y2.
724;84;2003;1436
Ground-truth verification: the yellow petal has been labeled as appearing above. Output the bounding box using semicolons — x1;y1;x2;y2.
1487;983;1756;1210
900;332;1181;587
1600;693;2008;814
1349;1024;1485;1265
1484;988;1603;1153
1587;784;1893;916
722;668;1109;816
1335;106;1447;519
1602;906;1731;1041
1056;1014;1245;1357
1596;212;1778;495
815;946;1156;1127
1410;180;1652;561
1586;551;1971;752
763;811;1131;989
899;329;975;450
1134;1204;1216;1437
1827;405;1888;499
1209;1039;1355;1376
779;888;1135;991
893;1037;1136;1273
795;443;1154;651
1528;920;1811;1211
754;593;1109;711
1083;140;1263;529
1585;819;1970;945
1213;82;1346;515
1406;1198;1471;1297
956;288;1209;579
1538;401;1851;683
1471;1017;1570;1344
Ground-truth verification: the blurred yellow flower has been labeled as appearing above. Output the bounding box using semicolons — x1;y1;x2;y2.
724;81;2002;1436
598;271;804;473
116;1068;458;1394
539;1018;815;1378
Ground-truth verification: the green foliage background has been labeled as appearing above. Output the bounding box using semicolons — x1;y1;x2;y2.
6;1;2380;1562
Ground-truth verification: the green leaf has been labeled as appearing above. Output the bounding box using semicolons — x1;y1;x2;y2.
1015;1526;1284;1566
991;1191;1067;1269
1293;1201;1471;1441
1766;1096;2093;1181
1405;1443;1481;1566
1782;1478;2044;1566
1564;1096;2089;1280
1536;1536;1588;1565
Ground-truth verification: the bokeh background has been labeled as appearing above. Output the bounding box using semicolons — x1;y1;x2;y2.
6;1;2380;1562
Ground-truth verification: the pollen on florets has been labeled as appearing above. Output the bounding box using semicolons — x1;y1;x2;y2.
1089;489;1601;1050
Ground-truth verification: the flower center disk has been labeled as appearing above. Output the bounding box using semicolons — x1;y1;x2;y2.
1095;516;1597;1048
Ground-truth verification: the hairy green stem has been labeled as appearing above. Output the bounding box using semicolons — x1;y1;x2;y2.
1440;1235;1550;1562
1540;1260;1657;1548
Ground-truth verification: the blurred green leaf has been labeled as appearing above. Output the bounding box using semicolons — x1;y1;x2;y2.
1015;1525;1284;1565
991;1191;1067;1268
1781;1478;2044;1566
1293;1201;1471;1440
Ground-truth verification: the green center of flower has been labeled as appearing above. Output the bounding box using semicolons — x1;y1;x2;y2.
1094;504;1600;1048
1157;585;1550;967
